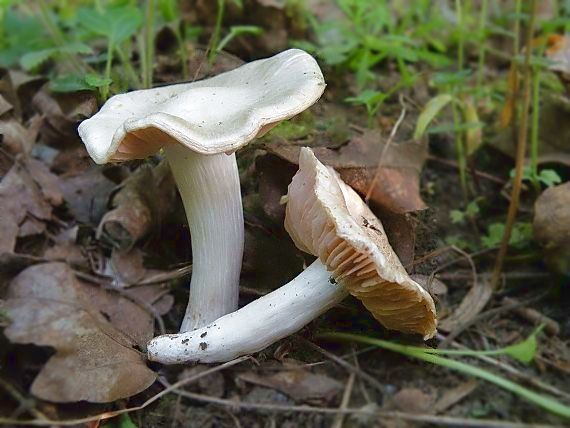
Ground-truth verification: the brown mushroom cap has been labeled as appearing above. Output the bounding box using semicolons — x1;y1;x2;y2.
285;148;437;339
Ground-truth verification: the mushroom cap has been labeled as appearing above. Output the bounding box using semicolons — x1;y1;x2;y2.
78;49;325;164
285;148;437;339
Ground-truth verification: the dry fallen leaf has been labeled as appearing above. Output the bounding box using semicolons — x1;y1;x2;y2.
391;387;435;414
59;166;115;224
4;262;157;403
266;130;427;214
97;161;176;250
239;369;342;404
433;380;478;413
32;86;97;148
178;365;226;398
0;115;41;155
0;158;61;253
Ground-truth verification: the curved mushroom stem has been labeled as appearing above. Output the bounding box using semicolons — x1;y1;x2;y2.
164;144;243;332
147;260;348;364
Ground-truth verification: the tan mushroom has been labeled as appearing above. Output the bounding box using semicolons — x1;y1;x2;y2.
147;148;436;364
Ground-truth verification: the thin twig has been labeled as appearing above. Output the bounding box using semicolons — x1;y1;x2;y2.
351;347;372;403
299;338;386;395
0;378;48;420
331;373;355;428
151;385;561;428
439;292;547;347
427;154;506;184
365;96;407;202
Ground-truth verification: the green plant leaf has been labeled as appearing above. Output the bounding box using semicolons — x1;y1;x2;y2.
20;48;55;71
501;325;544;364
538;169;562;187
450;209;465;224
414;94;453;139
85;73;113;88
49;74;94;93
79;6;143;45
216;25;262;53
159;0;179;23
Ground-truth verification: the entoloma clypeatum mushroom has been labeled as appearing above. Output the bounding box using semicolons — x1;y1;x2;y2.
78;49;325;332
147;148;437;364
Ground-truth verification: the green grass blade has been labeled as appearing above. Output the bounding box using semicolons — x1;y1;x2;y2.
323;332;570;419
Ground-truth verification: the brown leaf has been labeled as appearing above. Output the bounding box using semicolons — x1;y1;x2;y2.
239;369;342;404
433;380;478;413
109;248;148;286
59;166;115;224
98;161;176;250
256;154;297;224
0;115;41;155
391;388;435;414
546;34;570;84
0;93;13;116
0;159;57;253
439;278;494;333
4;262;156;402
84;282;172;349
32;86;97;148
266;130;427;213
178;365;225;398
411;274;448;297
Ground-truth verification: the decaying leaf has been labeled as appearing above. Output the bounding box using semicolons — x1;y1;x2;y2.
0;157;61;253
4;262;157;403
391;387;435;414
256;153;299;224
59;166;115;224
98;161;176;250
433;380;478;413
546;34;570;85
439;278;494;333
265;129;428;214
178;365;226;398
239;369;342;404
0;115;41;155
32;86;97;148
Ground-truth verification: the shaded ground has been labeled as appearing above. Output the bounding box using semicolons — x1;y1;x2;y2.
0;1;569;427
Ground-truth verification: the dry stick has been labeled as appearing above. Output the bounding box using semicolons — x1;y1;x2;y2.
0;356;250;427
490;0;537;292
439;292;547;347
331;373;356;428
299;338;386;396
502;297;560;336
151;385;561;428
364;96;407;203
351;347;372;403
437;271;551;281
427;154;506;185
0;379;48;421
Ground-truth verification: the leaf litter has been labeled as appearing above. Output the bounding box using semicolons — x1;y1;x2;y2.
4;262;157;403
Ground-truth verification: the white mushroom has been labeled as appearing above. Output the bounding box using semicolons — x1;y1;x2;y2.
147;148;437;364
78;49;325;332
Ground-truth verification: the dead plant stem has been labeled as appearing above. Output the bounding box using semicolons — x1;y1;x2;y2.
490;0;537;291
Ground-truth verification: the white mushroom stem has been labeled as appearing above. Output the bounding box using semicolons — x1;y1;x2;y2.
164;144;243;332
147;260;348;364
